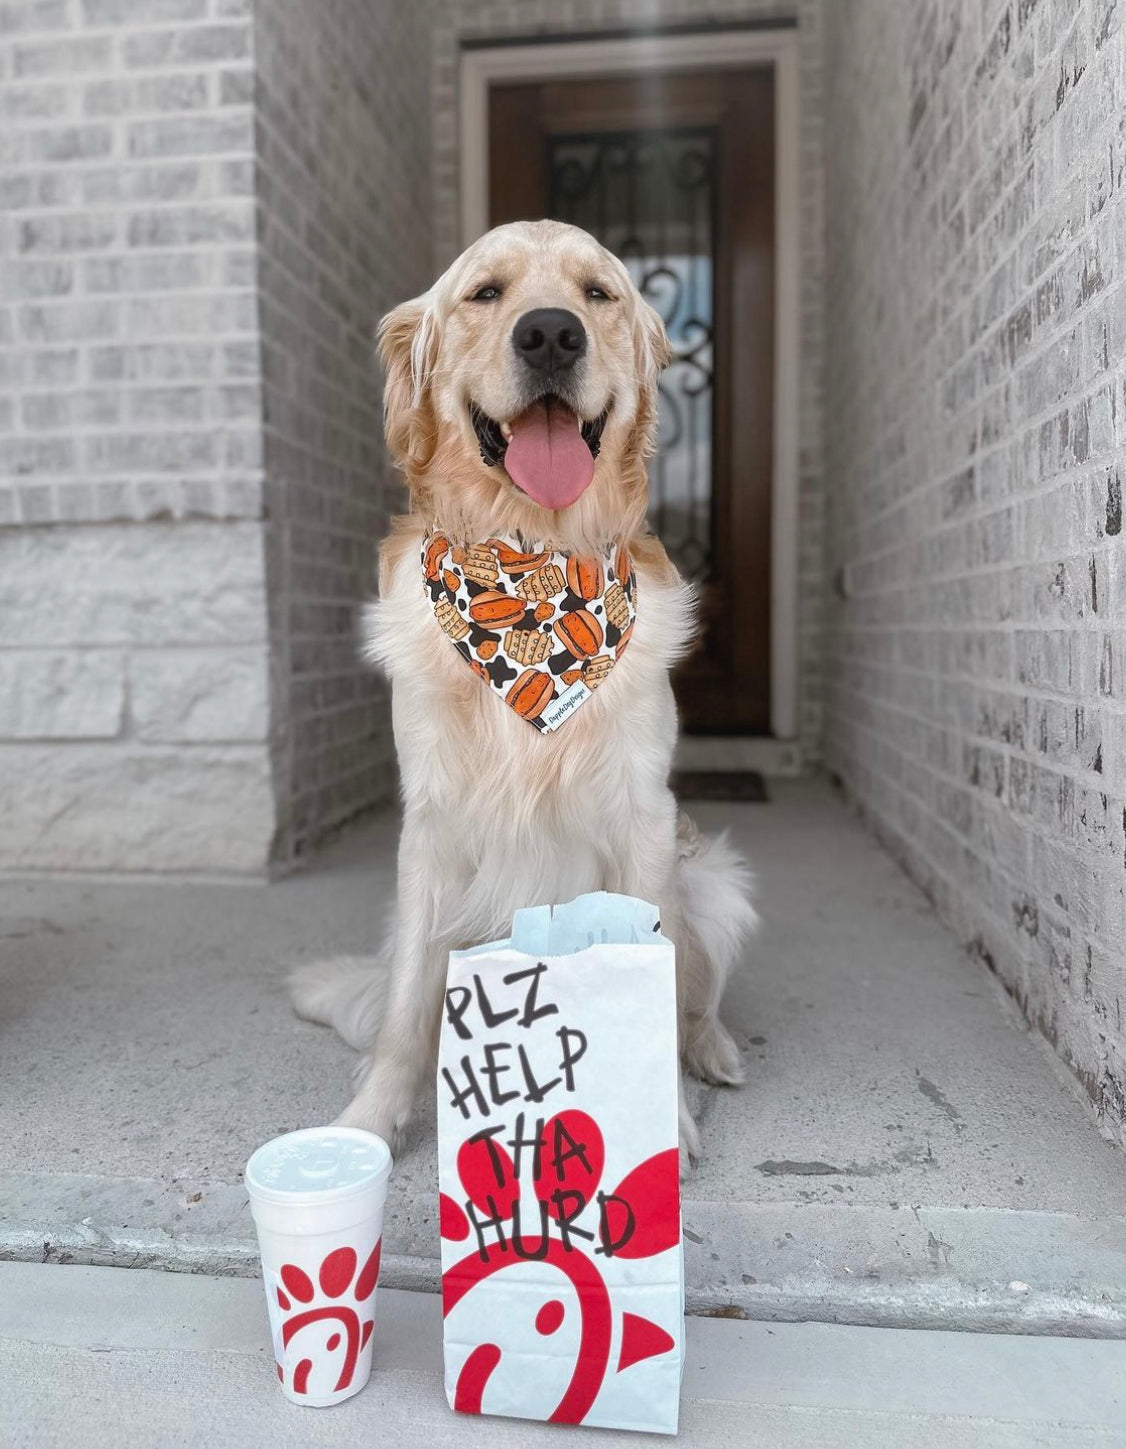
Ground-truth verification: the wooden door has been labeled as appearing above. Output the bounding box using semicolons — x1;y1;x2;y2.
488;69;775;735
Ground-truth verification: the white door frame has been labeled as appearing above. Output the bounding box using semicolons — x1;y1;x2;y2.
460;28;802;742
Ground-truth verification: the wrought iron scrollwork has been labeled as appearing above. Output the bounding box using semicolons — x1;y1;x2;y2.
549;129;717;582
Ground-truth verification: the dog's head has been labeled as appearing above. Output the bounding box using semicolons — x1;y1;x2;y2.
378;220;671;544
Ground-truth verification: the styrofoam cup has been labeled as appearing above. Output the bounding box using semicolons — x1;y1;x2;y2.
245;1126;393;1406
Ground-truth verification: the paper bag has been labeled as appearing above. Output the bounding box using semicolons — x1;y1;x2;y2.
437;892;684;1435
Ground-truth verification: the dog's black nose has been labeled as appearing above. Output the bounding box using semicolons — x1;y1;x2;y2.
512;308;586;374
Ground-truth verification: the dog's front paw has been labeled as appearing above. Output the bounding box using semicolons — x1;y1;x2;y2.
684;1020;746;1087
335;1062;415;1152
334;1098;409;1154
678;1107;701;1180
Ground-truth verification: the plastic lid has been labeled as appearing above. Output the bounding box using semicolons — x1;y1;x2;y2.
245;1126;393;1205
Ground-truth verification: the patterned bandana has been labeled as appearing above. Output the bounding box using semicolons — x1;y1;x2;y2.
421;534;637;732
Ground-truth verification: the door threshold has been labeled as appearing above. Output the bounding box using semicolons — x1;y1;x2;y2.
675;735;801;776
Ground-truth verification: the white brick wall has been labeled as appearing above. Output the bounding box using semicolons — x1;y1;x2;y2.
0;3;261;529
0;0;270;872
824;0;1126;1142
430;0;827;760
0;0;432;872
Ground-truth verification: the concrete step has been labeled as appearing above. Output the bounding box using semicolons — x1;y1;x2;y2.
2;1262;1124;1448
2;779;1125;1333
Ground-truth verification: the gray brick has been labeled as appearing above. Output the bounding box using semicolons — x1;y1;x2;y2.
23;124;114;163
126;113;251;159
13;36;113;77
85;431;218;473
2;260;74;300
0;176;34;209
0;436;75;475
21;391;121;430
81;0;207;21
84;74;211;116
84;252;206;293
121;23;249;69
24;348;80;386
16;485;55;524
126;202;253;246
0;1;71;32
88;341;214;382
19;171;86;208
18;301;119;343
82;159;204;205
126;385;205;424
0;84;70;123
218;68;253;106
18;213;117;253
122;291;255;336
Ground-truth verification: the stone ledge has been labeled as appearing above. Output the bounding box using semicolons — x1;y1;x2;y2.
3;1171;1125;1336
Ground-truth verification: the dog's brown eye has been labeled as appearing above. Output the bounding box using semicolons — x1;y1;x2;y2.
585;285;610;301
472;284;502;302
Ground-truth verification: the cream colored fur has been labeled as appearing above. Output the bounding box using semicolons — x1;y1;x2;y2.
290;221;757;1172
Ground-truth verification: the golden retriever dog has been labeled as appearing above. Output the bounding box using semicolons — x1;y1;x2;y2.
291;220;756;1171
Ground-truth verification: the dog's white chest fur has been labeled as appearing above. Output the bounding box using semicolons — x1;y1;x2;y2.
362;530;695;943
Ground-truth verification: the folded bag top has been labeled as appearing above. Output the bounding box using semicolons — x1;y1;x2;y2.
452;891;669;960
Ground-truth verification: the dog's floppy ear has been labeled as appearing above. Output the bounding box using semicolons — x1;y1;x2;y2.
636;297;673;400
377;292;440;467
632;297;672;444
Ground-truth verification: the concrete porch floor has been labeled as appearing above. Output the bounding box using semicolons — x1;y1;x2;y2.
4;1263;1125;1448
2;777;1125;1335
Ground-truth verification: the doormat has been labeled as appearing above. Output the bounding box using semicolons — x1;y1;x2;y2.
671;770;768;802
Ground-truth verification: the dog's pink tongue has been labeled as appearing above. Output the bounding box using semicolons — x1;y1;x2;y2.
504;399;595;510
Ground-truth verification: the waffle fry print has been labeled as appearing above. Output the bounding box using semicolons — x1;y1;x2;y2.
421;536;637;732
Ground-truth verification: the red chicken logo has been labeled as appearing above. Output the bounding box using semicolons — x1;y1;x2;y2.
274;1240;382;1396
439;1107;679;1422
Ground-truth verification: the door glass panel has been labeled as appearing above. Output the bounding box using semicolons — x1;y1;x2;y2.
548;129;717;581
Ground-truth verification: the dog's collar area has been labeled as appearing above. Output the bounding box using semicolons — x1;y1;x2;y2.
421;533;636;733
469;398;609;469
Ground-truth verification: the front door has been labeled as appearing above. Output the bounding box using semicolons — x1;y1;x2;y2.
488;69;775;734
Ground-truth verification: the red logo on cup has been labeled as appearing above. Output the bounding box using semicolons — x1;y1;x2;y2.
274;1240;382;1394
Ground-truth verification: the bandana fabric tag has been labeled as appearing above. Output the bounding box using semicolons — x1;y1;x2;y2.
421;534;636;732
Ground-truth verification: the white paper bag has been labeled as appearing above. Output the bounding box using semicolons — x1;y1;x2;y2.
437;892;684;1435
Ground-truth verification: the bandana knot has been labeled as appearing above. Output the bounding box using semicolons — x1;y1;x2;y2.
422;534;636;732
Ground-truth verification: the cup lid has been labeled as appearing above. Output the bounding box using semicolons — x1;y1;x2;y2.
245;1126;393;1206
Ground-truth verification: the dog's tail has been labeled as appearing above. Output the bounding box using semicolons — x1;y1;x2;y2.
288;956;388;1051
676;812;758;1000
